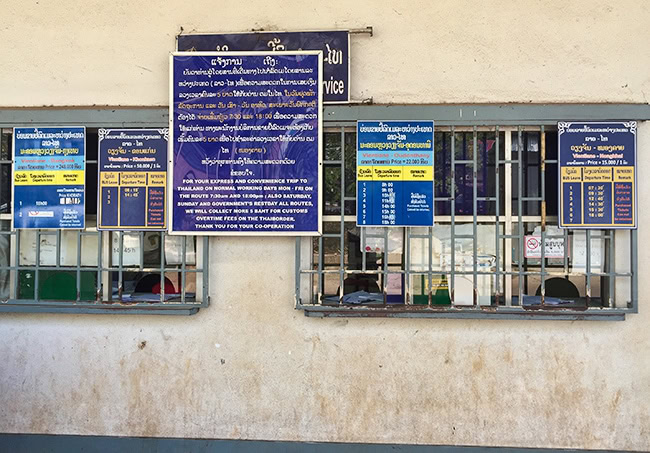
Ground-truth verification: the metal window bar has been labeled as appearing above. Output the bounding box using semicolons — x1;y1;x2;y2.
296;123;638;320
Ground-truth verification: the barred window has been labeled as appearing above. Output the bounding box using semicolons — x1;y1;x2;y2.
296;117;637;321
0;127;208;315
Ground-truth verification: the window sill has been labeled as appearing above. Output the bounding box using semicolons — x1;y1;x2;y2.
0;300;206;315
298;304;632;321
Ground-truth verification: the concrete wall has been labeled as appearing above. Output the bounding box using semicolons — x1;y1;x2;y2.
0;0;649;450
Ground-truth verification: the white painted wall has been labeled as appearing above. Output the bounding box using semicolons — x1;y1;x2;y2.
0;0;648;107
0;1;649;450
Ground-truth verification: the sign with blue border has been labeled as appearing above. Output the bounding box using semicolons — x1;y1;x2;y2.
98;129;168;230
177;31;349;103
356;121;434;227
558;121;636;229
170;51;322;235
13;127;85;229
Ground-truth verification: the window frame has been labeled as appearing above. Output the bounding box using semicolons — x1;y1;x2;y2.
0;111;209;315
294;104;648;321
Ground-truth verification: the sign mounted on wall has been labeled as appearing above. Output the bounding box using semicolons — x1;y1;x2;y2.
98;129;168;230
177;31;349;103
356;121;434;227
170;51;322;235
558;122;636;229
13;127;86;229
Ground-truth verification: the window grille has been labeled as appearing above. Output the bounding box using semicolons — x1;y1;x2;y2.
296;117;639;320
0;127;208;315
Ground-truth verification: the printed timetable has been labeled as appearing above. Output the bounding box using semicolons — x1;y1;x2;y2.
356;121;434;227
98;129;168;230
558;122;636;229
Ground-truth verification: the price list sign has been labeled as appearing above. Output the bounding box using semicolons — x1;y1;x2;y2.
13;127;85;229
98;129;168;230
356;121;434;227
558;122;636;229
170;52;322;235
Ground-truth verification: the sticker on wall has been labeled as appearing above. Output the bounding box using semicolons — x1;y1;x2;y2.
356;121;434;227
98;129;168;230
558;121;636;229
13;127;86;229
170;51;322;235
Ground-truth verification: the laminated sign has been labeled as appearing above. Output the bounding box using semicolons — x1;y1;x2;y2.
559;122;636;229
13;127;86;229
98;129;168;230
356;121;434;227
170;51;322;235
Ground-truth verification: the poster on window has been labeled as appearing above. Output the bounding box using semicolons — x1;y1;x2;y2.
13;127;85;229
98;129;168;230
558;122;636;229
170;52;322;235
356;121;434;227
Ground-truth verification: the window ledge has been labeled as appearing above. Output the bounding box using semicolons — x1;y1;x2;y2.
298;304;631;321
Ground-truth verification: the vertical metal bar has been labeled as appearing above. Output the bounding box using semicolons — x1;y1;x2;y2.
181;236;187;303
13;230;20;299
203;237;209;306
139;231;144;272
504;130;513;306
339;127;345;304
608;230;614;307
35;230;40;301
76;230;82;302
494;127;501;305
160;232;166;303
118;232;124;302
428;226;433;307
405;227;410;305
564;228;569;275
450;128;456;303
539;126;546;305
517;127;524;305
56;230;62;268
97;230;103;304
585;230;591;303
472;127;478;306
295;237;301;306
383;227;388;304
318;236;323;304
361;227;367;271
631;229;638;310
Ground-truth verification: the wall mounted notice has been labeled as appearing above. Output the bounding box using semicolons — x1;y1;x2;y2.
558;122;636;229
177;31;348;103
170;51;322;235
356;121;434;227
13;127;85;229
98;129;168;230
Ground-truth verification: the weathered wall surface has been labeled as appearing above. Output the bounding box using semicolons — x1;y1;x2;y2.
0;0;648;106
0;0;649;451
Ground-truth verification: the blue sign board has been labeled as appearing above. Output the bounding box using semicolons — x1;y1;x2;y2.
13;127;85;229
98;129;168;230
558;122;636;229
170;52;322;235
357;121;434;227
177;31;348;103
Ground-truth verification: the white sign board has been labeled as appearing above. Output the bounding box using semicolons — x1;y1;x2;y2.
524;235;566;259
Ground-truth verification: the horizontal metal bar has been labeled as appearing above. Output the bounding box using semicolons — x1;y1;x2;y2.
300;269;633;278
322;104;650;123
2;104;648;128
0;305;200;315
